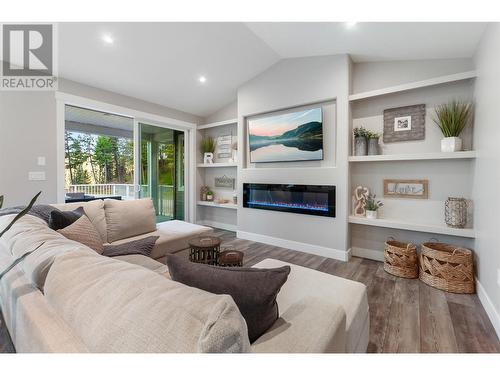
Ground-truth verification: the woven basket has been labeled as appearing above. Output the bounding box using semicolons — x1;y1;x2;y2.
419;242;475;294
384;239;418;279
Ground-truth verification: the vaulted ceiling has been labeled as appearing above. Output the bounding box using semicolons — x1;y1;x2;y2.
58;22;487;117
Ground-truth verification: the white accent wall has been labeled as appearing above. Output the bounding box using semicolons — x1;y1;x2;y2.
237;55;351;259
472;23;500;338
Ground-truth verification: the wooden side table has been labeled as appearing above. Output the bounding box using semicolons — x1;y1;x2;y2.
188;236;221;265
218;250;244;267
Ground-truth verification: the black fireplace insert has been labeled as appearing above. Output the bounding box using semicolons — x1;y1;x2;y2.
243;183;335;217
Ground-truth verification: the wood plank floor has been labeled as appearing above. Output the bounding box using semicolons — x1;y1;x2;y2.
1;228;499;353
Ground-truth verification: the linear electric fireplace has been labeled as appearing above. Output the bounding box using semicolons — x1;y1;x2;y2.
243;183;335;217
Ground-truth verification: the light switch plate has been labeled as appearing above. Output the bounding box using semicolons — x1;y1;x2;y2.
28;171;46;181
37;156;46;166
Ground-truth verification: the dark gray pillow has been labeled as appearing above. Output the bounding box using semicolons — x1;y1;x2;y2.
166;254;290;343
0;204;59;225
49;207;84;230
102;236;159;257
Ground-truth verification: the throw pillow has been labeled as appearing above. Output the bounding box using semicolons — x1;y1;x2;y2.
29;204;60;224
166;254;290;342
102;236;159;257
49;207;84;230
57;215;104;254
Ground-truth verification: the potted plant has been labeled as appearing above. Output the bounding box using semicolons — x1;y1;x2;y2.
206;189;214;202
433;100;473;152
353;127;368;156
200;137;216;164
367;131;380;156
364;194;383;219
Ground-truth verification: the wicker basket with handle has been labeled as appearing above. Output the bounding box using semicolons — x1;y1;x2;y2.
384;238;418;279
419;242;475;294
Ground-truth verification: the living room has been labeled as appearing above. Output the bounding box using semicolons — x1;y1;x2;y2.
0;1;499;373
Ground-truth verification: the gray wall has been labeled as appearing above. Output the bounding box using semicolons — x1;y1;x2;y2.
472;23;500;328
203;100;237;124
237;55;350;255
0;78;201;207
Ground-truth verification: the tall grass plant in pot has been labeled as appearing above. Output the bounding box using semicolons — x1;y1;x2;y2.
433;100;473;152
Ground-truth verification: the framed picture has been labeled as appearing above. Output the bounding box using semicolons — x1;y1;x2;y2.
247;107;323;163
216;134;232;159
383;104;425;143
214;175;235;189
383;179;429;199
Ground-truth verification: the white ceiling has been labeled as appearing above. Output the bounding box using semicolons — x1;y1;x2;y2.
58;22;487;118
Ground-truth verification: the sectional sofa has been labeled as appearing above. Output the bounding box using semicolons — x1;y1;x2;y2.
0;199;369;353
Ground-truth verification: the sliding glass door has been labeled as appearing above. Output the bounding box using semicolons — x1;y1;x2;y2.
137;122;185;222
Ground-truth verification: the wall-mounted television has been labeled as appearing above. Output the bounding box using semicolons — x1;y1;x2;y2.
248;107;323;163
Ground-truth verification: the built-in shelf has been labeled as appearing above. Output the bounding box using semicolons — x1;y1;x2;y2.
348;215;475;238
349;70;477;102
197;162;237;168
198;118;238;130
348;151;476;162
197;201;238;210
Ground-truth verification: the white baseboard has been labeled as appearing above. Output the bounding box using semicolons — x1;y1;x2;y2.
476;280;500;341
237;230;349;261
351;246;384;262
197;220;237;232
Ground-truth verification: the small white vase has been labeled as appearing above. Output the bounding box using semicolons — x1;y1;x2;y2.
366;210;378;219
441;137;462;152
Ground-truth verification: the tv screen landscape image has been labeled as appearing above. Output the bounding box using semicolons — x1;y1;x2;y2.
248;107;323;163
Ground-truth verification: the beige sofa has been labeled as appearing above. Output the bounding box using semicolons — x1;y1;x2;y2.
0;201;369;353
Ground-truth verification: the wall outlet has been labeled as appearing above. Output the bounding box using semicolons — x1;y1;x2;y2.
28;171;46;181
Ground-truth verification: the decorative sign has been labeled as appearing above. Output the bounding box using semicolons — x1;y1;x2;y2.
383;104;425;143
214;175;235;189
217;134;232;159
383;179;429;199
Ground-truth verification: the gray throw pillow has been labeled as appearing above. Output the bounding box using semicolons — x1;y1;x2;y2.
0;204;59;225
166;254;290;343
102;236;159;257
49;207;84;230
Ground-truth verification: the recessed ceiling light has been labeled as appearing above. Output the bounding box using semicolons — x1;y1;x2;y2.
102;34;114;44
345;22;358;29
198;76;207;83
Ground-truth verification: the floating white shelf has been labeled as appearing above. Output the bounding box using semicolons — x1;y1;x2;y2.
198;118;238;130
197;162;237;168
349;70;476;101
348;215;475;238
348;151;476;162
197;201;238;210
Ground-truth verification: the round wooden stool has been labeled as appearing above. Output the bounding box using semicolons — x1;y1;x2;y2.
218;250;244;267
188;236;221;265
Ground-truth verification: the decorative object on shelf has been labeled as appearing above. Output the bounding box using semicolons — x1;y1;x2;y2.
383;104;425;143
216;199;230;204
216;134;232;160
367;131;380;156
384;238;418;279
445;197;468;228
214;175;235;189
383;179;429;199
200;186;209;201
419;242;475;294
206;190;214;202
353;127;368;156
353;186;370;216
433;100;473;152
248;106;323;163
200;137;216;164
232;192;237;205
230;142;238;163
364;194;383;219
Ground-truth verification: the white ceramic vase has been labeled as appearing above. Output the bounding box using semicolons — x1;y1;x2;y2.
366;210;378;219
441;137;462;152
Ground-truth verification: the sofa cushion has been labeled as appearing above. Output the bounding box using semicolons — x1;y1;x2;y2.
167;254;290;343
58;215;104;254
110;220;213;260
49;207;84;230
51;200;107;243
0;214;95;290
44;251;251;353
113;254;168;274
253;258;369;353
102;236;158;257
104;198;156;243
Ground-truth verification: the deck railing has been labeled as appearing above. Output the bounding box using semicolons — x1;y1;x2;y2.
67;184;174;217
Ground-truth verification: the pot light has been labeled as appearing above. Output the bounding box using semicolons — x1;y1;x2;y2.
102;34;114;44
345;22;358;29
198;76;207;83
